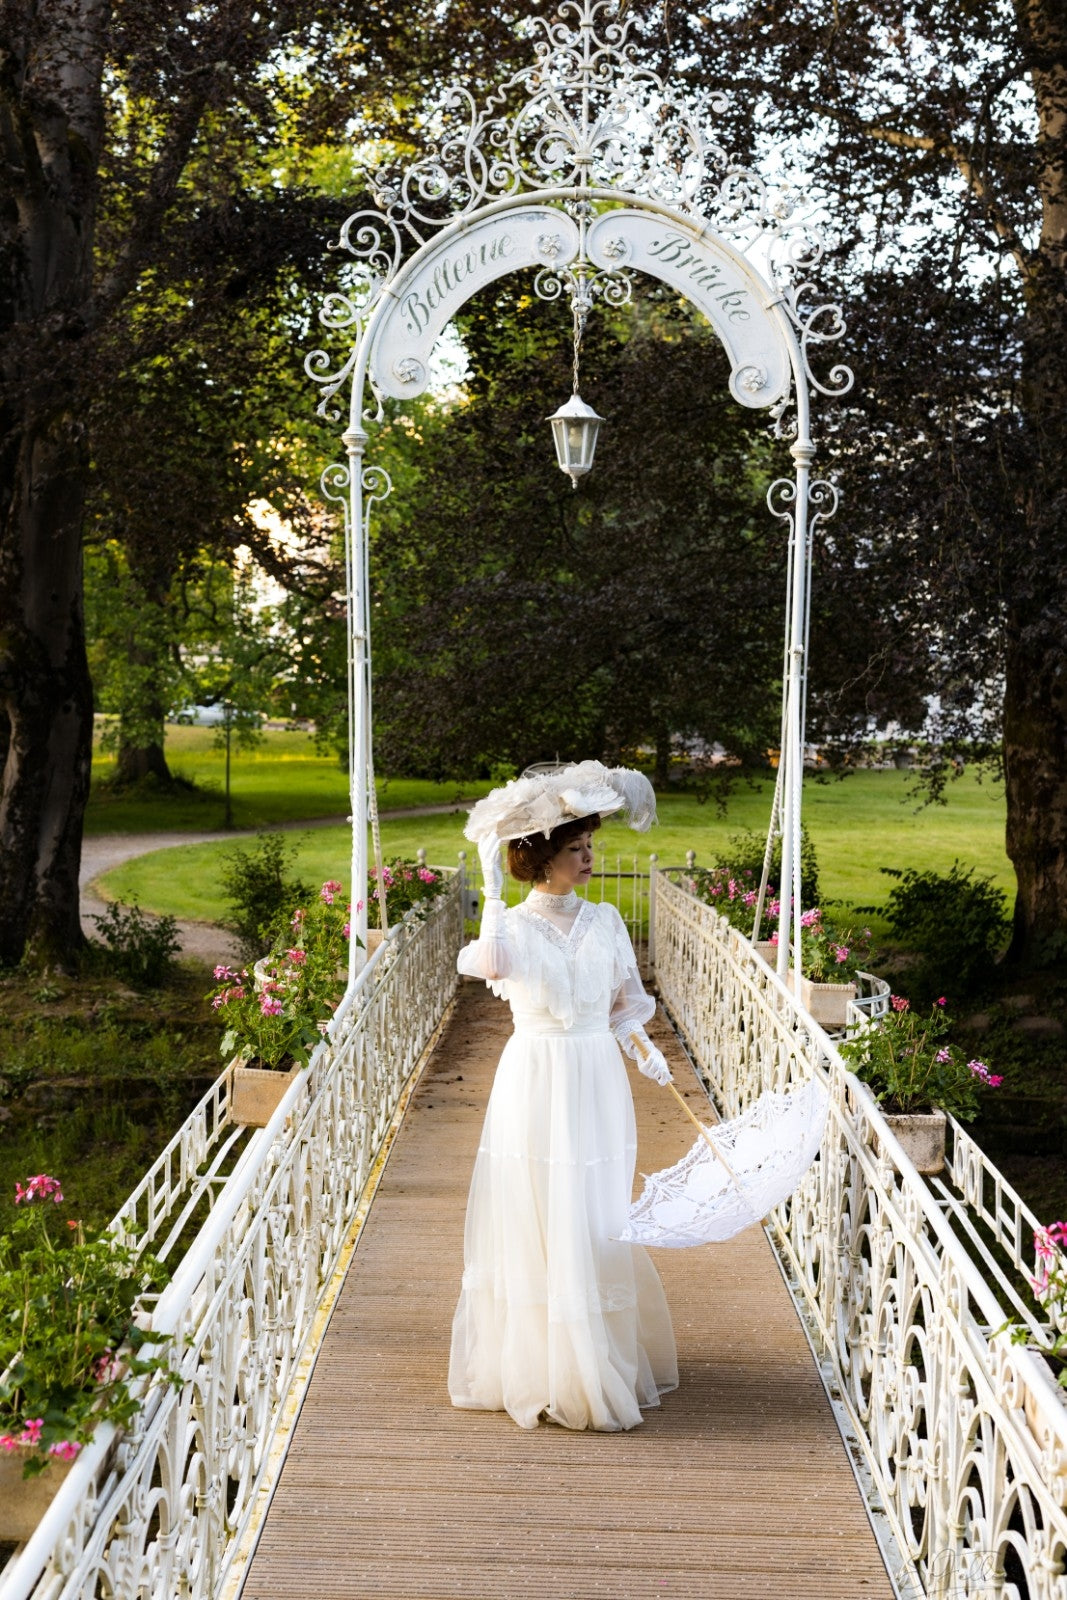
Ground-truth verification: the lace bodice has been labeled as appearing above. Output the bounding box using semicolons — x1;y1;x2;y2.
457;897;655;1037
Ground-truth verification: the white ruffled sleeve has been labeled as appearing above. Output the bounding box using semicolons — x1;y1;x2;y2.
607;907;656;1038
457;897;514;982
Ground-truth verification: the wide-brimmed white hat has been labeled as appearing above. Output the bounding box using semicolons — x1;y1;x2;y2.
464;760;657;845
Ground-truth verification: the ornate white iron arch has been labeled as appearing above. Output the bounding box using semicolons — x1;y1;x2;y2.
305;0;853;973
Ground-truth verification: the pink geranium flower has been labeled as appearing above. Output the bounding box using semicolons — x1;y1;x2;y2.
14;1175;64;1205
260;995;284;1017
92;1350;117;1384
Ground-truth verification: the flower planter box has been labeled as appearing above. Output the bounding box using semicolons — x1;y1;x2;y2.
0;1453;75;1543
229;1062;301;1128
751;940;779;967
883;1109;947;1176
786;972;857;1028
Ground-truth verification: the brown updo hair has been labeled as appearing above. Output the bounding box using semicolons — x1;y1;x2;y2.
507;813;602;883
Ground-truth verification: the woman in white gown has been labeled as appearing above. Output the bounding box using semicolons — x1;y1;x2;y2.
448;761;678;1432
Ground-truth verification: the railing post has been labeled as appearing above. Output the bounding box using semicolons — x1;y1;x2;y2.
648;853;658;971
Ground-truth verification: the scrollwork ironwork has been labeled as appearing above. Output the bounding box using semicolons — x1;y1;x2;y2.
360;464;392;505
307;0;853;426
319;461;350;508
766;477;799;535
7;886;466;1600
653;869;1067;1600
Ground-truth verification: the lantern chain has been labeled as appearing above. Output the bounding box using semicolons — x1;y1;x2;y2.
572;291;589;395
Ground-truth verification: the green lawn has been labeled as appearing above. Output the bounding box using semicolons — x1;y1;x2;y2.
96;768;1012;927
87;723;490;833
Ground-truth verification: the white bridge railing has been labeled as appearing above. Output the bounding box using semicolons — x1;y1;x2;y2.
653;868;1067;1600
6;863;1064;1600
1;878;466;1600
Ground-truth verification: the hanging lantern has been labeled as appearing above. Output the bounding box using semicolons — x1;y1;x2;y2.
548;392;604;487
548;266;604;488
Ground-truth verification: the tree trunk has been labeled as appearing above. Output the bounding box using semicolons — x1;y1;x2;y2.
0;414;95;969
1005;0;1067;960
0;0;107;968
1003;635;1067;961
113;738;172;788
653;724;671;788
112;627;174;790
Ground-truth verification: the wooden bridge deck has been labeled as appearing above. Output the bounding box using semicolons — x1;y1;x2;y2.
239;981;894;1600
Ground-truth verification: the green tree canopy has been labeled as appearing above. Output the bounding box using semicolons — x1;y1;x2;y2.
366;285;786;780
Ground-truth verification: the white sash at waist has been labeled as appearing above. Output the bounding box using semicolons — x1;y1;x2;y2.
510;1014;613;1039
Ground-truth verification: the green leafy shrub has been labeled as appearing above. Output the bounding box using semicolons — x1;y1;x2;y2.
1008;1223;1067;1385
220;833;311;961
367;858;450;928
690;826;820;936
795;907;875;983
882;862;1009;998
91;900;180;988
840;994;1003;1121
690;863;766;934
209;879;351;1070
0;1174;172;1476
714;825;820;910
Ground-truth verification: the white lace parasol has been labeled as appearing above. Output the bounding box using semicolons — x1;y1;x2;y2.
618;1077;828;1248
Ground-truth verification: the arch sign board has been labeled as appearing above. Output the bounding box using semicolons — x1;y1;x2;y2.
367;204;791;410
587;212;791;409
369;208;580;400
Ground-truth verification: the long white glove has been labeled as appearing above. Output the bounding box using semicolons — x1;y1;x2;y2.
478;833;504;902
615;1021;672;1086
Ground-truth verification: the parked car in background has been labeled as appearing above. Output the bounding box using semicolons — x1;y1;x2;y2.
167;704;230;726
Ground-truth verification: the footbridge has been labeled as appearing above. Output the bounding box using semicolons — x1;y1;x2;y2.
2;867;1064;1600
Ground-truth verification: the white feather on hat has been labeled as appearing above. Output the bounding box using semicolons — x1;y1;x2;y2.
464;760;657;845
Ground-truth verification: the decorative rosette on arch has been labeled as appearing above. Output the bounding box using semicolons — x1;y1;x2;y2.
464;760;657;845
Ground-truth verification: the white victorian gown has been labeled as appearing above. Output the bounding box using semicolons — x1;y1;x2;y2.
448;888;678;1431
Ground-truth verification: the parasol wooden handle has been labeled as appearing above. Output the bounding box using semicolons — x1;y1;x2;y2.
631;1036;745;1190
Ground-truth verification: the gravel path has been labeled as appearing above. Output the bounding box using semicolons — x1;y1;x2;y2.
79;801;476;966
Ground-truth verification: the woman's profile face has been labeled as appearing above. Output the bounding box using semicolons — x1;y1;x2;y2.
545;829;595;892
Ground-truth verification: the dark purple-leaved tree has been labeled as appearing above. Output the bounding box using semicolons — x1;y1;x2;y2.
0;0;540;969
647;0;1066;963
366;287;788;781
